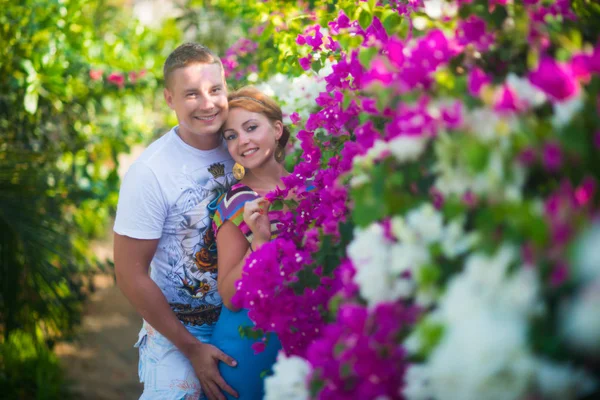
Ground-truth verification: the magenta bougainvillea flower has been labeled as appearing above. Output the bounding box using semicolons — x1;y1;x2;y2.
542;141;563;171
306;302;419;399
107;72;125;88
529;57;579;101
494;84;520;113
230;1;600;398
298;56;312;71
89;69;103;81
456;15;494;52
327;9;350;35
468;67;491;96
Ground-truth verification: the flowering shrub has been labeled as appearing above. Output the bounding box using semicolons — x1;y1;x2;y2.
1;0;174;396
209;0;600;398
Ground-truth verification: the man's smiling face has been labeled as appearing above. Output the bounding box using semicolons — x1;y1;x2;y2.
164;62;228;148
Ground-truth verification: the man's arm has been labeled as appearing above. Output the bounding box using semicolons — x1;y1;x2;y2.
113;233;238;400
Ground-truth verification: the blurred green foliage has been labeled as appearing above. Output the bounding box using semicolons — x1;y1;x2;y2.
0;0;178;397
0;331;69;400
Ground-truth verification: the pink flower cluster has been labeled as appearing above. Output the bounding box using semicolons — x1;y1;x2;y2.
306;302;420;399
233;1;600;397
387;0;424;16
362;28;457;93
231;238;341;356
232;118;350;356
541;178;597;286
222;38;259;81
527;43;600;104
89;69;146;88
455;15;494;53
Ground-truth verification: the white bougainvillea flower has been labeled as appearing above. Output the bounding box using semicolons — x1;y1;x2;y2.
348;223;413;306
264;352;310;400
573;222;600;281
427;311;536;400
404;246;546;399
560;278;600;356
534;358;598;399
406;203;444;244
422;0;458;20
388;135;428;164
552;93;584;128
505;73;547;109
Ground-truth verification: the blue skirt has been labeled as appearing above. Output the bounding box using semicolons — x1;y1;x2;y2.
210;307;281;400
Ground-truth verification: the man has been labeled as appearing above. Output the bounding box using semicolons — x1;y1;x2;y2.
114;43;238;400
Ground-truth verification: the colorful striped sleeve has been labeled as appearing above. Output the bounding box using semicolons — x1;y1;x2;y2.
212;183;259;239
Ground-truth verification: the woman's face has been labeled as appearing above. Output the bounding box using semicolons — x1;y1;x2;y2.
222;107;282;169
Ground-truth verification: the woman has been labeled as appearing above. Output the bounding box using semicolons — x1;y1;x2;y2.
210;87;292;399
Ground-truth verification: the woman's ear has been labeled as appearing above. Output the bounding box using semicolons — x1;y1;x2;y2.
273;120;284;140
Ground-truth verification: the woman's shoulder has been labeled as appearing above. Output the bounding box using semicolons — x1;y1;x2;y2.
222;182;259;204
213;183;259;230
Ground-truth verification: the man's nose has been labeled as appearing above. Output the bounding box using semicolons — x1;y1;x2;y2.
198;94;215;110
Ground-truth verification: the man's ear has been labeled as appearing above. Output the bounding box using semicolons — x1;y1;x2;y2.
164;88;174;110
274;121;283;140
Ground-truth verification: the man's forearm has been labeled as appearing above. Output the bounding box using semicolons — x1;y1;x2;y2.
116;273;200;357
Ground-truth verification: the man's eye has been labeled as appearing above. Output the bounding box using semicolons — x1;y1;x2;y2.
186;93;197;98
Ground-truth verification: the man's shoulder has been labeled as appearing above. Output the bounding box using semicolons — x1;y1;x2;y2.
136;128;177;164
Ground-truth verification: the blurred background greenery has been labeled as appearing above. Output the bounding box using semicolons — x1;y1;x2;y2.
5;0;597;398
0;0;247;398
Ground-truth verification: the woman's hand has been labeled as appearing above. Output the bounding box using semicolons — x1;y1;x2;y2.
243;197;271;244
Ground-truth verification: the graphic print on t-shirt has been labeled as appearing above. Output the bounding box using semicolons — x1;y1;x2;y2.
160;161;236;325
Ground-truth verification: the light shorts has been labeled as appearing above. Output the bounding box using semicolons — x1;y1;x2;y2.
135;320;213;400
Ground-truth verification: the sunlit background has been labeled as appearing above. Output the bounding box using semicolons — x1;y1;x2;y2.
2;0;600;399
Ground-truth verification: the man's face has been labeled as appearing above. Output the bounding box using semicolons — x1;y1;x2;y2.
164;63;228;147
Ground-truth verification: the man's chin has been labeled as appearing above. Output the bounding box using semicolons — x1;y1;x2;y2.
188;125;222;137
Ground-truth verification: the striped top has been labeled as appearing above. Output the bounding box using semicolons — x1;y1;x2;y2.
212;183;284;242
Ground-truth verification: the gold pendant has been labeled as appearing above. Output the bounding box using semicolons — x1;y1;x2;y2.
232;162;245;180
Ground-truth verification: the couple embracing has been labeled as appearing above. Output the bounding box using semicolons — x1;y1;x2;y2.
113;43;298;400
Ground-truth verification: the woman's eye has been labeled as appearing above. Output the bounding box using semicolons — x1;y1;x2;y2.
247;125;257;132
224;133;237;141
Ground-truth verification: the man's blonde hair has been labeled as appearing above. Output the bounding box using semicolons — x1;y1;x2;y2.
163;43;225;88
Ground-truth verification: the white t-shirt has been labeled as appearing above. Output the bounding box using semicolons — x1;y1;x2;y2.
114;127;236;326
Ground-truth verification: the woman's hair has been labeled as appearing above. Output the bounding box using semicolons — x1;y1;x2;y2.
227;87;291;151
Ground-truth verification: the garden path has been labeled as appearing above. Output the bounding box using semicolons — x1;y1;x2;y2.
54;145;146;399
54;274;143;399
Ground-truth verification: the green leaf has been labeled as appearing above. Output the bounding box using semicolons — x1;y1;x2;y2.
351;163;387;226
238;325;265;340
415;263;441;286
381;9;402;33
358;46;378;70
358;8;373;30
269;199;284;211
367;0;377;13
464;140;489;173
415;319;445;358
294;267;321;292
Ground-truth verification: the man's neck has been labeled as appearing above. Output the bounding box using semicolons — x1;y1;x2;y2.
175;126;222;150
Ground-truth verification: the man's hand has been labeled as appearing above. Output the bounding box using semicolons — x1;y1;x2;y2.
114;234;238;399
186;341;239;400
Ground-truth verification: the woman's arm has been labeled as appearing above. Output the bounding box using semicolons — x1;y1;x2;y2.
216;222;268;310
